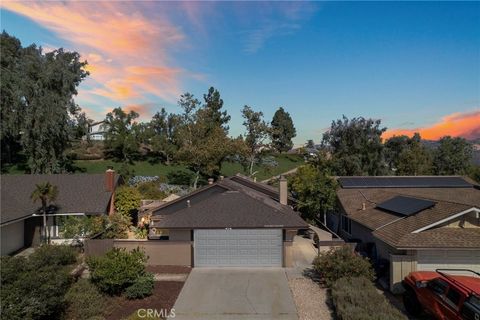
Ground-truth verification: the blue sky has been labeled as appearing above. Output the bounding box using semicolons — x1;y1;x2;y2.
1;1;479;143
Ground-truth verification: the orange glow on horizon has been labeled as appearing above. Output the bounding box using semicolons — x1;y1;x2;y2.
383;111;480;140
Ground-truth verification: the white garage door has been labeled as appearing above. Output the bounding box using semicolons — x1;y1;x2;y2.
417;250;480;272
194;229;283;267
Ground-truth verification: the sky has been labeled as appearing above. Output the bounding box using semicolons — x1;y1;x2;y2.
1;1;479;145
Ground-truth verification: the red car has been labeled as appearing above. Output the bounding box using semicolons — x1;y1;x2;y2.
402;269;480;320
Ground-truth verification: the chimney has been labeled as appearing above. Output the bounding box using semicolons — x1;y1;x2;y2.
105;169;115;192
279;175;288;205
208;178;214;185
219;175;224;181
105;169;115;215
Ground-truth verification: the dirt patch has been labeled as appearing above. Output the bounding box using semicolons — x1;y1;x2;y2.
289;277;333;320
146;265;192;274
104;281;184;320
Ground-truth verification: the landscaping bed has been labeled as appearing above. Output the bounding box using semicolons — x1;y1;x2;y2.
104;281;185;320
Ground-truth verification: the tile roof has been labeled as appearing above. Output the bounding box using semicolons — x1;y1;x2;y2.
395;228;480;249
1;174;119;225
150;175;307;229
336;177;480;249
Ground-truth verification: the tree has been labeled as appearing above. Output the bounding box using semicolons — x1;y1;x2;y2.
433;136;473;175
385;133;432;175
31;182;58;244
0;32;89;173
175;91;234;188
271;107;296;153
202;87;231;132
322;116;386;176
241;105;270;175
114;186;141;220
149;108;181;164
104;107;140;161
306;139;315;149
291;164;338;223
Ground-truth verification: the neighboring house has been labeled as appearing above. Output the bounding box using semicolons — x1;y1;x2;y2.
0;170;119;255
328;176;480;292
145;174;308;267
84;120;107;141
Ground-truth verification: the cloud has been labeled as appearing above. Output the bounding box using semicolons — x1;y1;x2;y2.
383;110;480;140
1;1;191;106
241;2;318;53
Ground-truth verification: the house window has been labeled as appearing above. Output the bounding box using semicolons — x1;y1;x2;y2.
341;215;351;234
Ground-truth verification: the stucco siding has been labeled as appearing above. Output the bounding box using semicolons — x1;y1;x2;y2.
170;229;191;241
1;221;25;255
114;240;192;266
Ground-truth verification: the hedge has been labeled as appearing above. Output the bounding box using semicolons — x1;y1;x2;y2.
331;277;407;320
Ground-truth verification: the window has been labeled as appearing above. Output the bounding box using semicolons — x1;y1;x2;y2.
341;215;351;234
427;278;448;295
445;288;461;309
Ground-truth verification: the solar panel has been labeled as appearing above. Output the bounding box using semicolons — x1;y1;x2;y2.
338;177;472;189
376;196;435;216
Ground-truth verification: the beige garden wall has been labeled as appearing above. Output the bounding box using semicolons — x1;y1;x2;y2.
114;239;192;266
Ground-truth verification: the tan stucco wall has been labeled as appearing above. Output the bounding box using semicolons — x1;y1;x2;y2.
114;240;192;266
170;229;191;241
284;241;293;267
1;221;25;255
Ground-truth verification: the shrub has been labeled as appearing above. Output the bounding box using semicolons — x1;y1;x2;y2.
125;273;155;299
331;277;407;320
87;248;148;295
102;213;131;239
1;258;72;319
29;244;77;268
65;279;106;320
313;245;375;286
115;185;141;218
59;215;107;238
136;180;167;200
166;170;194;185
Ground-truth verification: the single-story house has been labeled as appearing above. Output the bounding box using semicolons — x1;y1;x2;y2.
0;170;120;255
327;176;480;292
145;174;308;267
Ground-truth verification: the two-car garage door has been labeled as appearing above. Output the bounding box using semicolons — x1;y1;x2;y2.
194;229;283;267
417;250;480;272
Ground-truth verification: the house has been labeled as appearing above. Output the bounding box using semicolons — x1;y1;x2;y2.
0;170;119;255
84;120;107;141
328;176;480;292
144;174;308;267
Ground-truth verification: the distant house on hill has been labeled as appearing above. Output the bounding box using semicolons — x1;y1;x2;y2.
0;170;120;255
84;120;107;141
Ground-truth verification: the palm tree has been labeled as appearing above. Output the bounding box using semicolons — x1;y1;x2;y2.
31;182;58;244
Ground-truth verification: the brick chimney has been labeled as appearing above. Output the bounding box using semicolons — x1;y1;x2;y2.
279;175;288;205
105;169;115;215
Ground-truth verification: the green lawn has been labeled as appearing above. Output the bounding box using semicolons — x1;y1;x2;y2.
4;154;304;182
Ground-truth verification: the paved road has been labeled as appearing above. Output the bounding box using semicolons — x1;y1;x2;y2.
171;268;298;320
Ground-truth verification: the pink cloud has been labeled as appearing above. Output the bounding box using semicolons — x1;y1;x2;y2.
1;1;190;106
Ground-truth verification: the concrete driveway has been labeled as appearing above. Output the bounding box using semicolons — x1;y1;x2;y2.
171;268;298;320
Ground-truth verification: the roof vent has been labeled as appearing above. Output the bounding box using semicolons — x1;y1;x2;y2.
186;200;191;208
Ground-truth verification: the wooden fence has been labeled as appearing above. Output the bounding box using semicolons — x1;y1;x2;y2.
390;254;417;293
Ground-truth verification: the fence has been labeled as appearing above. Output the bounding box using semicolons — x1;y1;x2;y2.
84;239;114;257
390;254;417;293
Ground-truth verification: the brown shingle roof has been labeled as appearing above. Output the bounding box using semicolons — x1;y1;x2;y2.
1;174;119;224
150;176;307;229
336;178;480;249
395;228;480;249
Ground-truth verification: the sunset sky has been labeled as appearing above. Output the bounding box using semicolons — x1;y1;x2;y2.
1;1;479;144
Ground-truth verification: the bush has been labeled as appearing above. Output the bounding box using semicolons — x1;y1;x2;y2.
136;180;167;200
313;245;375;286
87;248;148;295
115;185;141;218
166;170;194;185
29;244;78;268
331;277;407;320
65;279;106;320
1;257;73;319
102;213;131;239
125;273;155;299
59;215;107;238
